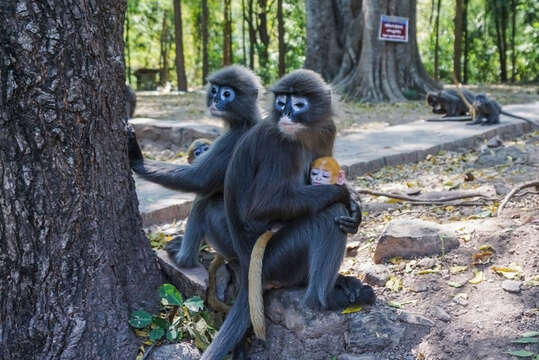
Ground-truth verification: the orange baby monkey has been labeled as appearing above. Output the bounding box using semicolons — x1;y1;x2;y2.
249;156;346;340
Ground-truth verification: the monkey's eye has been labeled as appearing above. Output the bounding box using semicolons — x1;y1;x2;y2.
220;86;235;102
194;149;201;157
322;171;331;179
275;95;287;111
311;169;320;176
291;96;309;114
211;85;219;95
201;145;209;152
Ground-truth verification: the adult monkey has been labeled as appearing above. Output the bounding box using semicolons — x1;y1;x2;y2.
129;65;262;270
201;70;375;360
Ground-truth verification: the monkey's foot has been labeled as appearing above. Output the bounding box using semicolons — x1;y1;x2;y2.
165;236;199;268
327;275;376;310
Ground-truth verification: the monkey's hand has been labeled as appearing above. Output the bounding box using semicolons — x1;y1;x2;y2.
127;125;144;165
335;198;362;234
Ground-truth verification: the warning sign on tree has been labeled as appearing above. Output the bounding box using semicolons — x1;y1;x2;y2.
378;15;409;42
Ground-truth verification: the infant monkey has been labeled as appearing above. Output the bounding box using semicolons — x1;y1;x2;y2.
249;156;347;339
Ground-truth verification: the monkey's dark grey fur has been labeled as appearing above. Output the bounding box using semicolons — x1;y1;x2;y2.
125;84;137;119
467;93;539;128
200;70;375;360
426;89;475;117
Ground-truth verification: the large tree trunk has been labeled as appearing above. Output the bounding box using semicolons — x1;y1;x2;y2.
453;0;463;82
201;0;209;83
0;1;163;359
305;0;439;102
173;0;188;91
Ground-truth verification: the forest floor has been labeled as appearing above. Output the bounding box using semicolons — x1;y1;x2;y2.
138;86;538;360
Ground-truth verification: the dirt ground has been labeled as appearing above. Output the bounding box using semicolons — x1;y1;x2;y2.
139;87;538;359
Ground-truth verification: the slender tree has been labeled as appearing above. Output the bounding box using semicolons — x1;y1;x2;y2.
0;1;163;359
454;0;463;82
159;10;171;86
242;0;247;65
491;0;509;82
247;0;257;69
510;0;517;82
257;0;270;79
201;0;209;83
277;0;286;76
463;0;469;83
223;0;233;65
173;0;188;91
305;0;439;102
433;0;442;81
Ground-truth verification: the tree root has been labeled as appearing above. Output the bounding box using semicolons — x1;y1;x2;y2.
497;180;539;216
355;189;497;203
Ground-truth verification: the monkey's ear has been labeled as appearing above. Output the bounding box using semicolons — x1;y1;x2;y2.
337;170;345;185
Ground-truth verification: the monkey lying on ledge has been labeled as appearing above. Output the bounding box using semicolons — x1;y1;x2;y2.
426;88;475;119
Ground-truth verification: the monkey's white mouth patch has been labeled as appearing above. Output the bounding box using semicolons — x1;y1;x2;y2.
278;116;305;136
209;104;227;117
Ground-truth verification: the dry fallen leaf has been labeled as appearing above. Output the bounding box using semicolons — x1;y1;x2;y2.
342;305;363;314
385;275;403;292
523;275;539;287
468;270;485;284
491;264;523;280
450;265;468;274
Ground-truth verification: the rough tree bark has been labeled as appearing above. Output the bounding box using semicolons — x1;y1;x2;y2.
173;0;188;91
305;0;439;102
0;1;163;359
433;0;442;81
247;0;257;69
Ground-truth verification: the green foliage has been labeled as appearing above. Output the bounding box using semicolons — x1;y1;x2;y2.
505;331;539;358
128;283;218;349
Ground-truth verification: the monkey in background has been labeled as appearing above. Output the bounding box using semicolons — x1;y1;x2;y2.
466;93;539;128
249;156;353;339
426;89;475;118
200;70;373;360
187;138;212;164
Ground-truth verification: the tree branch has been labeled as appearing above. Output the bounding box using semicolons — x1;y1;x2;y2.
497;180;539;216
355;189;497;203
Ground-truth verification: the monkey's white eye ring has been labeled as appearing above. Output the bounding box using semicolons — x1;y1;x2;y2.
291;96;309;113
220;86;235;102
275;95;287;111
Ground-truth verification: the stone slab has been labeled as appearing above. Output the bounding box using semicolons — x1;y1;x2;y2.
156;250;208;300
135;174;195;226
337;102;538;179
129;117;221;151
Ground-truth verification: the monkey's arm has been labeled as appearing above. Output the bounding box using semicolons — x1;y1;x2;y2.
128;127;228;193
248;183;351;222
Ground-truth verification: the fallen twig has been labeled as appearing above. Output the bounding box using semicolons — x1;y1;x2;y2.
497;180;539;216
356;189;497;203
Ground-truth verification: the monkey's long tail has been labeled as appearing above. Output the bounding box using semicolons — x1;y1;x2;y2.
248;231;274;340
200;269;250;360
500;111;539;128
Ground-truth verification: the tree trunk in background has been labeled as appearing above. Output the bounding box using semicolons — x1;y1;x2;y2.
463;0;469;83
247;0;256;69
160;10;170;86
453;0;463;82
173;0;188;91
0;1;163;359
433;0;442;81
242;0;247;65
510;0;517;82
305;0;439;102
492;1;508;82
277;0;286;77
257;0;270;80
223;0;233;66
201;0;209;83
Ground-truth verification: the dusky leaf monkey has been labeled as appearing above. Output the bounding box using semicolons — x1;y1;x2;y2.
200;70;375;360
426;89;475;118
125;84;137;119
248;156;349;340
465;93;539;128
187;138;212;164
